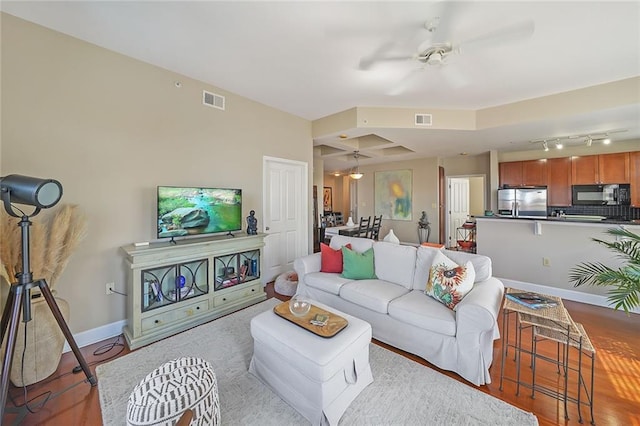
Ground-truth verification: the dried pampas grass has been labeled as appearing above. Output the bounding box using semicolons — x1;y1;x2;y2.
0;204;87;289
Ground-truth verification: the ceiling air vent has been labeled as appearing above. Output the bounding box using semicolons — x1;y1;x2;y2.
203;90;225;110
415;114;432;126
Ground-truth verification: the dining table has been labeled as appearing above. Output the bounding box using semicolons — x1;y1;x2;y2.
324;225;360;239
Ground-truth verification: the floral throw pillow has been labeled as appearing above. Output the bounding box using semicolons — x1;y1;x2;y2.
426;250;475;309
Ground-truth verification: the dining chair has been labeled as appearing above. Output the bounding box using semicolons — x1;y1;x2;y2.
333;212;344;226
368;215;383;240
356;216;371;238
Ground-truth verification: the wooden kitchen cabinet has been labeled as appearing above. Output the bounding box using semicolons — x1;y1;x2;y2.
499;161;522;187
522;159;547;186
571;152;630;184
499;160;547;187
547;157;572;206
631;151;640;207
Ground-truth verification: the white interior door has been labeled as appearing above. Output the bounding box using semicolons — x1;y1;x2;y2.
448;177;470;247
263;157;308;283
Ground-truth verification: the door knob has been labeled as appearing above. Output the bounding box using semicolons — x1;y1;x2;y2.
265;226;270;231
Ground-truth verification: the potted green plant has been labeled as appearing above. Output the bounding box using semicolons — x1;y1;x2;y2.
569;227;640;314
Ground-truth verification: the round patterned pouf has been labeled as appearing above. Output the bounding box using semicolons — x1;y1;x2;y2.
274;271;298;296
126;357;220;426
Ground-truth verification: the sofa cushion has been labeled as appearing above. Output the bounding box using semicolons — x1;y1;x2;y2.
442;249;492;282
426;250;476;310
373;242;417;289
329;235;374;253
388;290;456;336
341;247;376;280
339;280;409;314
412;246;444;290
305;272;353;296
320;242;351;273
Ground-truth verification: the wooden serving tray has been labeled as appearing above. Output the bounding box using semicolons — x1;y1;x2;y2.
273;301;348;338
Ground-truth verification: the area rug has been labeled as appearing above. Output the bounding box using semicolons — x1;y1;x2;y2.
97;299;538;425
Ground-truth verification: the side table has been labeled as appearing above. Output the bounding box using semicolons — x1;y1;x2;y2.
499;288;595;425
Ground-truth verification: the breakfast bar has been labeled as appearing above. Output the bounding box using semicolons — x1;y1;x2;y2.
475;216;640;299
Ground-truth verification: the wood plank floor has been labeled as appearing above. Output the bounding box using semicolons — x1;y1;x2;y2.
3;284;639;425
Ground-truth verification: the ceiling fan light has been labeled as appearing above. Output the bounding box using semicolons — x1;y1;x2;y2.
542;141;549;151
349;172;364;180
427;52;443;65
602;138;611;144
556;141;563;149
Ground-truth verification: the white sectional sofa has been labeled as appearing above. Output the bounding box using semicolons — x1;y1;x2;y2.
293;235;505;386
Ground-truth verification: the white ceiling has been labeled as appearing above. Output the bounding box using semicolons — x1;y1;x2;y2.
3;1;640;172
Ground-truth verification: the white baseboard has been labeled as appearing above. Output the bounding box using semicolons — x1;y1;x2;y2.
63;319;127;353
499;278;640;315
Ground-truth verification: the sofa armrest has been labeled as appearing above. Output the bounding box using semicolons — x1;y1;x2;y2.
455;277;504;337
293;253;322;296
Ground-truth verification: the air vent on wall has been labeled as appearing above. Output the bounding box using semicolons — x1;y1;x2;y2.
415;114;432;126
203;90;225;110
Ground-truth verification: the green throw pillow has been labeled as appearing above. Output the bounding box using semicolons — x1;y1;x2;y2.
341;247;376;279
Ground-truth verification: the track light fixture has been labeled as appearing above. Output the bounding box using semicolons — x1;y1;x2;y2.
349;151;364;180
531;129;624;151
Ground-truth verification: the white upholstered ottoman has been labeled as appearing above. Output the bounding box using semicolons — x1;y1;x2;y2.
249;301;373;426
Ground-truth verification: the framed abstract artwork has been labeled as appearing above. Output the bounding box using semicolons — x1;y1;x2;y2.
374;170;412;221
323;187;333;212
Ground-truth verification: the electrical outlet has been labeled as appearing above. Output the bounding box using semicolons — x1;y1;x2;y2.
106;282;115;295
542;257;551;267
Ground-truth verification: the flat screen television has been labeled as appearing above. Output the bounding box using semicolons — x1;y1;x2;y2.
157;186;242;240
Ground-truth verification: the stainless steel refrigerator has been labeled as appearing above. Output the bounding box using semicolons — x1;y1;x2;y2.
498;187;547;218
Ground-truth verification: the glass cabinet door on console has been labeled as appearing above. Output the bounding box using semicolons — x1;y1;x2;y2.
214;249;260;291
142;259;208;312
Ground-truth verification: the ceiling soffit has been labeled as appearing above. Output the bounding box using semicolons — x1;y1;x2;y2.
314;77;640;170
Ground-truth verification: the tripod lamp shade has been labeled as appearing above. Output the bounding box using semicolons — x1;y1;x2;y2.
0;174;63;208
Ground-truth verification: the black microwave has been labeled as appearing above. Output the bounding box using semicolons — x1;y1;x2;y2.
572;184;631;206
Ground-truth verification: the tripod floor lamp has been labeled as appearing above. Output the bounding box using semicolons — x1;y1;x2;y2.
0;174;97;421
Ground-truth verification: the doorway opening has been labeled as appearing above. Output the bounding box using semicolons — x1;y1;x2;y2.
446;175;486;248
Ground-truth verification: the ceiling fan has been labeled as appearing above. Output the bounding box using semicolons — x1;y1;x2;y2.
359;9;535;91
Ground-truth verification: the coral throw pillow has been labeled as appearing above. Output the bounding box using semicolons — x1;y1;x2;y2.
426;250;475;309
341;247;376;280
320;243;351;273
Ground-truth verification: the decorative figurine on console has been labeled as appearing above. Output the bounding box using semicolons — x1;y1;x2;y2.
418;210;431;244
247;210;258;235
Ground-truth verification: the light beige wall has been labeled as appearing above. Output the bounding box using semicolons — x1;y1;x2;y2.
355;157;439;244
469;177;485;216
1;14;312;334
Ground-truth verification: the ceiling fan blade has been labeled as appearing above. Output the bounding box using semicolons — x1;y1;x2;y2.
359;43;415;70
429;1;461;45
455;20;535;54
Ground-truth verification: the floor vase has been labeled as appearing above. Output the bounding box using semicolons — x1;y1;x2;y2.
9;295;70;387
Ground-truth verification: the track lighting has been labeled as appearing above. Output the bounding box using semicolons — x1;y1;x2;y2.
531;129;625;151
